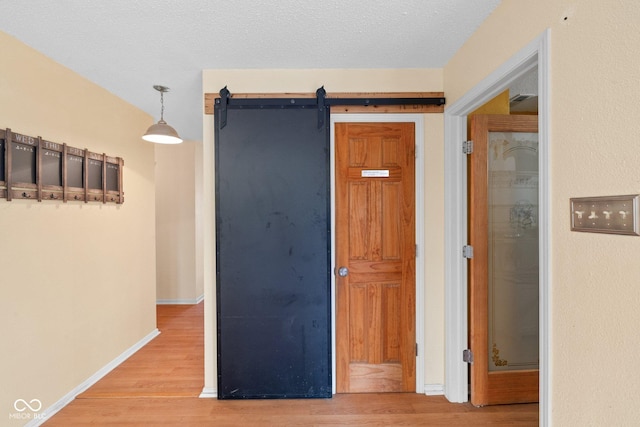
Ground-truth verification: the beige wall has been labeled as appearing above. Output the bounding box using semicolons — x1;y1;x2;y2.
155;142;204;303
0;31;157;425
445;1;640;424
12;0;635;421
201;69;445;392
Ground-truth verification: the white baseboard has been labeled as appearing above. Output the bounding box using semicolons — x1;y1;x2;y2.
26;328;160;427
199;387;217;398
157;294;204;305
424;384;445;396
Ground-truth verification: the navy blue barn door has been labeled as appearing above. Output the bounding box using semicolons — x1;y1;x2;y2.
215;99;331;399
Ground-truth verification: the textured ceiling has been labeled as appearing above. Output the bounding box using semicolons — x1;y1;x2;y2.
0;0;500;141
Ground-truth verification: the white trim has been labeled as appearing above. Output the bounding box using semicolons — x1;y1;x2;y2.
443;111;468;403
443;29;551;425
424;383;445;396
27;329;161;427
157;294;204;305
330;113;426;394
537;29;552;427
199;387;218;398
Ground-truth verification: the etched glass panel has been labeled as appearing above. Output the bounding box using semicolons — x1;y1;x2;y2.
488;131;539;372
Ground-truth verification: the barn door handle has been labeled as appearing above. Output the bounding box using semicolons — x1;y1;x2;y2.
338;266;349;277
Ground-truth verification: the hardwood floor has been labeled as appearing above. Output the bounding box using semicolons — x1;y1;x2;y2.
44;303;538;426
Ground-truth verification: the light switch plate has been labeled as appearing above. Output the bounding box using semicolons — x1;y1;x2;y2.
570;195;639;236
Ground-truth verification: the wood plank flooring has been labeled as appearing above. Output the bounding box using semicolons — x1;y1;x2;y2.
44;303;538;426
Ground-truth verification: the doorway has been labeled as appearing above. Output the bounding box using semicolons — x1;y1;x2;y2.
330;114;426;394
443;30;550;420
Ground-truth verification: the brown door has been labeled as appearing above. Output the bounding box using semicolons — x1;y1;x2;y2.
469;114;539;405
335;122;416;393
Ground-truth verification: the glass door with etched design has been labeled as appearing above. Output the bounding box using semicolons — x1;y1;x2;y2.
469;114;539;406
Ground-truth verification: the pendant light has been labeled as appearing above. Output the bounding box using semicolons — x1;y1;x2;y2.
142;85;183;144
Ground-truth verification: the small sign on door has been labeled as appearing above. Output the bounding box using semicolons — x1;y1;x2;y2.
361;170;390;178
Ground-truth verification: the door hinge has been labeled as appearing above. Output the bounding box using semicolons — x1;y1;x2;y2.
416;343;419;357
463;349;474;364
463;140;474;154
462;245;474;259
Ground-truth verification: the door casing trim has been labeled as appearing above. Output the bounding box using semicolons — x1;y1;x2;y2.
330;114;425;394
443;29;551;425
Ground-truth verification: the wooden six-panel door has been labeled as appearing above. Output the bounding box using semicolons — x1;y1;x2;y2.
335;122;416;393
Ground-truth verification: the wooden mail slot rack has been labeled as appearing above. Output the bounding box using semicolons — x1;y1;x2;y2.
0;128;124;204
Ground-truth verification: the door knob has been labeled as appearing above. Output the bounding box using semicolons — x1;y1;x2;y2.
338;266;349;277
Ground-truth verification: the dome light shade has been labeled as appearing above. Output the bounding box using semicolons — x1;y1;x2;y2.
142;85;183;144
143;119;183;144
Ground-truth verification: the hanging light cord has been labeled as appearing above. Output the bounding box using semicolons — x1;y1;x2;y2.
159;90;165;122
153;85;170;123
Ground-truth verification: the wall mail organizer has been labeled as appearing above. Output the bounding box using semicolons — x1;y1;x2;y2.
0;128;124;204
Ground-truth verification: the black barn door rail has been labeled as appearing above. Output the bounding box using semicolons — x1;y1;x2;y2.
215;86;446;129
